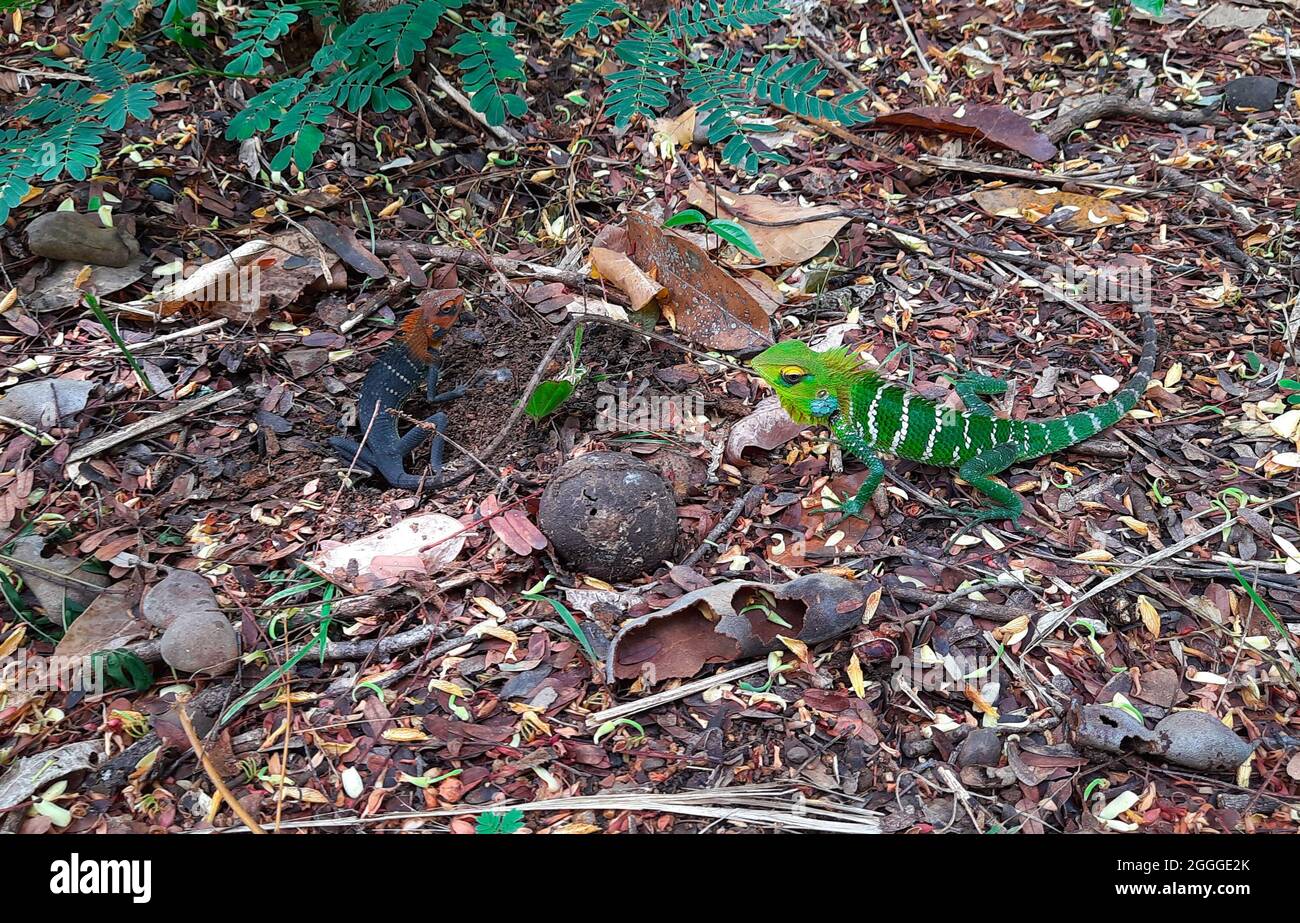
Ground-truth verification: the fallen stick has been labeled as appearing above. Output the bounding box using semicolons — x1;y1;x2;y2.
1045;91;1230;142
584;660;769;728
1025;487;1300;649
65;388;243;465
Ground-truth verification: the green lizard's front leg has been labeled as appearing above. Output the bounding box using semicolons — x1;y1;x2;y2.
816;422;886;527
944;371;1009;418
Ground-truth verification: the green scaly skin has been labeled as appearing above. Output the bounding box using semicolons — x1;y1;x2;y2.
750;301;1158;531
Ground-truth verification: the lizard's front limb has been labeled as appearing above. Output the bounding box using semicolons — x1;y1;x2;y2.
814;425;886;527
428;365;513;404
944;371;1009;418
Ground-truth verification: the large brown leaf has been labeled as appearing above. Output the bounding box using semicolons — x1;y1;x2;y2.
625;212;772;353
972;186;1126;230
876;104;1057;162
684;181;851;268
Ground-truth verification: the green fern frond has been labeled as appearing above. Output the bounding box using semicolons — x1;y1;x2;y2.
450;18;528;125
559;0;629;38
86;48;150;90
666;0;786;40
0;131;38;221
742;53;871;124
226;3;301;77
16;83;92;124
604;29;677;127
84;0;155;61
29;119;107;181
97;83;158;131
684;53;780;172
375;0;461;67
227;76;310;141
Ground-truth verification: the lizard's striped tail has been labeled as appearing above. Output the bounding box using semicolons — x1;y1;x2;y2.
1019;299;1157;460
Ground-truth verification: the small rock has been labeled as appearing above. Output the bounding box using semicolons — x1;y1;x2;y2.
1223;75;1279;114
956;728;1003;767
144;181;175;203
783;740;812;764
26;211;140;268
160;611;239;676
538;452;678;581
1153;710;1255;772
142;569;218;629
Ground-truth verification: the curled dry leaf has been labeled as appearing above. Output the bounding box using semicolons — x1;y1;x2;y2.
725;394;806;464
972;186;1125;231
875;104;1057;162
625;211;772;353
154;230;341;324
1070;704;1255;772
0;378;94;429
590;246;666;311
605;573;878;684
0;740;102;811
54;585;149;659
684;181;851;268
306;512;466;592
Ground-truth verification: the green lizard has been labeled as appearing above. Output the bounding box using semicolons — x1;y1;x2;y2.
749;300;1157;530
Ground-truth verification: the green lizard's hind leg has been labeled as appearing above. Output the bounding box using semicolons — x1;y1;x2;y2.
933;442;1023;549
944;371;1009;417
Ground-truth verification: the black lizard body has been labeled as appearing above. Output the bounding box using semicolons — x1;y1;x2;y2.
329;290;468;489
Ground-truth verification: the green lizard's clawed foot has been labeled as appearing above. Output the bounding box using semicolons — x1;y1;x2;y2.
811;497;868;529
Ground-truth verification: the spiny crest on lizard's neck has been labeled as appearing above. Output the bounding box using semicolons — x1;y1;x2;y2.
750;340;874;425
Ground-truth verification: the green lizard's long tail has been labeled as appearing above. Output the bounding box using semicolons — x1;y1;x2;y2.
1018;299;1157;461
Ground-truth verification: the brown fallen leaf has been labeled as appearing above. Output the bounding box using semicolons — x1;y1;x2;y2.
684;181;851;268
971;185;1125;230
625;211;772;353
155;229;340;324
54;585;149;659
304;217;388;279
652;108;698;149
725;394;806;464
590;246;666;311
875;104;1057;162
481;495;548;557
606;574;877;683
306;512;466;592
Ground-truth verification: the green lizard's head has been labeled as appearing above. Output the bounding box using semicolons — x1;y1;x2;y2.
750;340;873;425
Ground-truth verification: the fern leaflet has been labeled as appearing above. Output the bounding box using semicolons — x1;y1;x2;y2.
450;18;528;125
226;4;301;77
666;0;787;40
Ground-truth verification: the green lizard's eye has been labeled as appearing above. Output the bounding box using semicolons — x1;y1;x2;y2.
779;366;807;386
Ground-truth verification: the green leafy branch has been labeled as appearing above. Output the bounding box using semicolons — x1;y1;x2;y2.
560;0;871;171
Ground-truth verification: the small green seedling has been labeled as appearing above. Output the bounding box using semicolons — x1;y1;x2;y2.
663;209;763;259
526;325;586;420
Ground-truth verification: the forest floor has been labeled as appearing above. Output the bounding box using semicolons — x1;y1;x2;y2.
1;0;1298;835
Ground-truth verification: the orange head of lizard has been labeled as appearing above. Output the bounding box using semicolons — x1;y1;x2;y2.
402;289;465;362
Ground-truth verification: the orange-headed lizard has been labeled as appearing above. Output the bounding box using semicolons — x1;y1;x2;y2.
329;289;508;489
